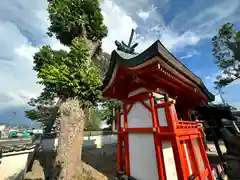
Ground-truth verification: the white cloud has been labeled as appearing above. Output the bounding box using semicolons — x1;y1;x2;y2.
138;10;150;21
101;0;137;53
212;94;224;104
14;44;39;62
160;29;200;51
0;90;38;107
232;103;240;110
137;5;157;21
180;50;200;60
48;38;70;52
232;79;240;85
134;26;201;53
0;0;66;108
0;0;137;108
0;0;240;110
101;0;174;54
206;70;240;87
205;76;212;80
0;0;139;108
170;0;240;40
101;0;240;54
113;0;240;54
0;22;42;107
106;4;201;53
204;71;222;83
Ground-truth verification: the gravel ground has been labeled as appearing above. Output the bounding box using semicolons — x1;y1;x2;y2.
24;145;116;180
82;144;117;179
24;142;228;180
24;160;45;180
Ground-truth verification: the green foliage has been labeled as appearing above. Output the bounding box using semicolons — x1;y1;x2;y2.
212;22;240;88
25;109;41;121
92;52;111;79
47;0;107;46
35;37;102;107
25;97;57;132
100;100;122;125
84;108;101;131
26;0;108;132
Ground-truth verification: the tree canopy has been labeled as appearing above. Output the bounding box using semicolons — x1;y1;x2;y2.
100;99;122;126
84;107;101;131
212;22;240;88
28;0;109;179
47;0;107;46
25;91;58;132
26;0;109;132
35;38;101;107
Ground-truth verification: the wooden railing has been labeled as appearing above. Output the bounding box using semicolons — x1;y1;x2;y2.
175;121;198;129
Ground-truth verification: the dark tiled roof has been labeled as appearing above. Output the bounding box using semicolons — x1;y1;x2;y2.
1;144;36;154
103;40;215;101
0;138;38;154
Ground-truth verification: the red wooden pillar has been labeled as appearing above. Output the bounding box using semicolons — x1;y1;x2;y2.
164;102;187;180
149;94;167;180
123;103;130;176
116;90;214;180
117;109;123;172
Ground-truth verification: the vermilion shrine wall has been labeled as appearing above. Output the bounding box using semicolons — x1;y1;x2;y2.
117;88;213;180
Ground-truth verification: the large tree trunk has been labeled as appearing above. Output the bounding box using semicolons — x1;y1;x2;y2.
51;98;85;180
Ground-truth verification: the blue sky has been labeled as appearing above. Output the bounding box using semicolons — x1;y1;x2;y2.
0;0;240;124
102;0;240;106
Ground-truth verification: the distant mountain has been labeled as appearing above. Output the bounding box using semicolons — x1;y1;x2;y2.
0;105;32;126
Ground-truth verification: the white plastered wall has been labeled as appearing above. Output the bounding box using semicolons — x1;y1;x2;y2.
129;133;159;180
183;142;193;175
127;90;158;180
192;138;205;171
128;102;153;128
126;90;179;180
162;141;178;180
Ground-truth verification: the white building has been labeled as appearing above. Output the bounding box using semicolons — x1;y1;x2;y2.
0;124;7;137
100;120;110;129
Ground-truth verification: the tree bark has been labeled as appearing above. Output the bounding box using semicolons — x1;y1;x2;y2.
90;41;100;58
51;98;85;180
81;24;100;59
112;107;116;132
84;107;91;124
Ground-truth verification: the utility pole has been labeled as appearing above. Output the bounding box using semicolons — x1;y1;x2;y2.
217;87;226;105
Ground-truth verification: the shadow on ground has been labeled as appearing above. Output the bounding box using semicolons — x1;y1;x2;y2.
7;170;25;180
34;151;56;180
28;144;117;179
82;144;117;179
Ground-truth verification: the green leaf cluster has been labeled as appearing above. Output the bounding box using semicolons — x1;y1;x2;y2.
84;108;101;131
25;97;57;132
212;22;240;88
47;0;107;46
35;38;102;107
100;99;122;125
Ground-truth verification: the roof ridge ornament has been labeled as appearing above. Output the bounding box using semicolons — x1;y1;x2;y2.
115;29;139;54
